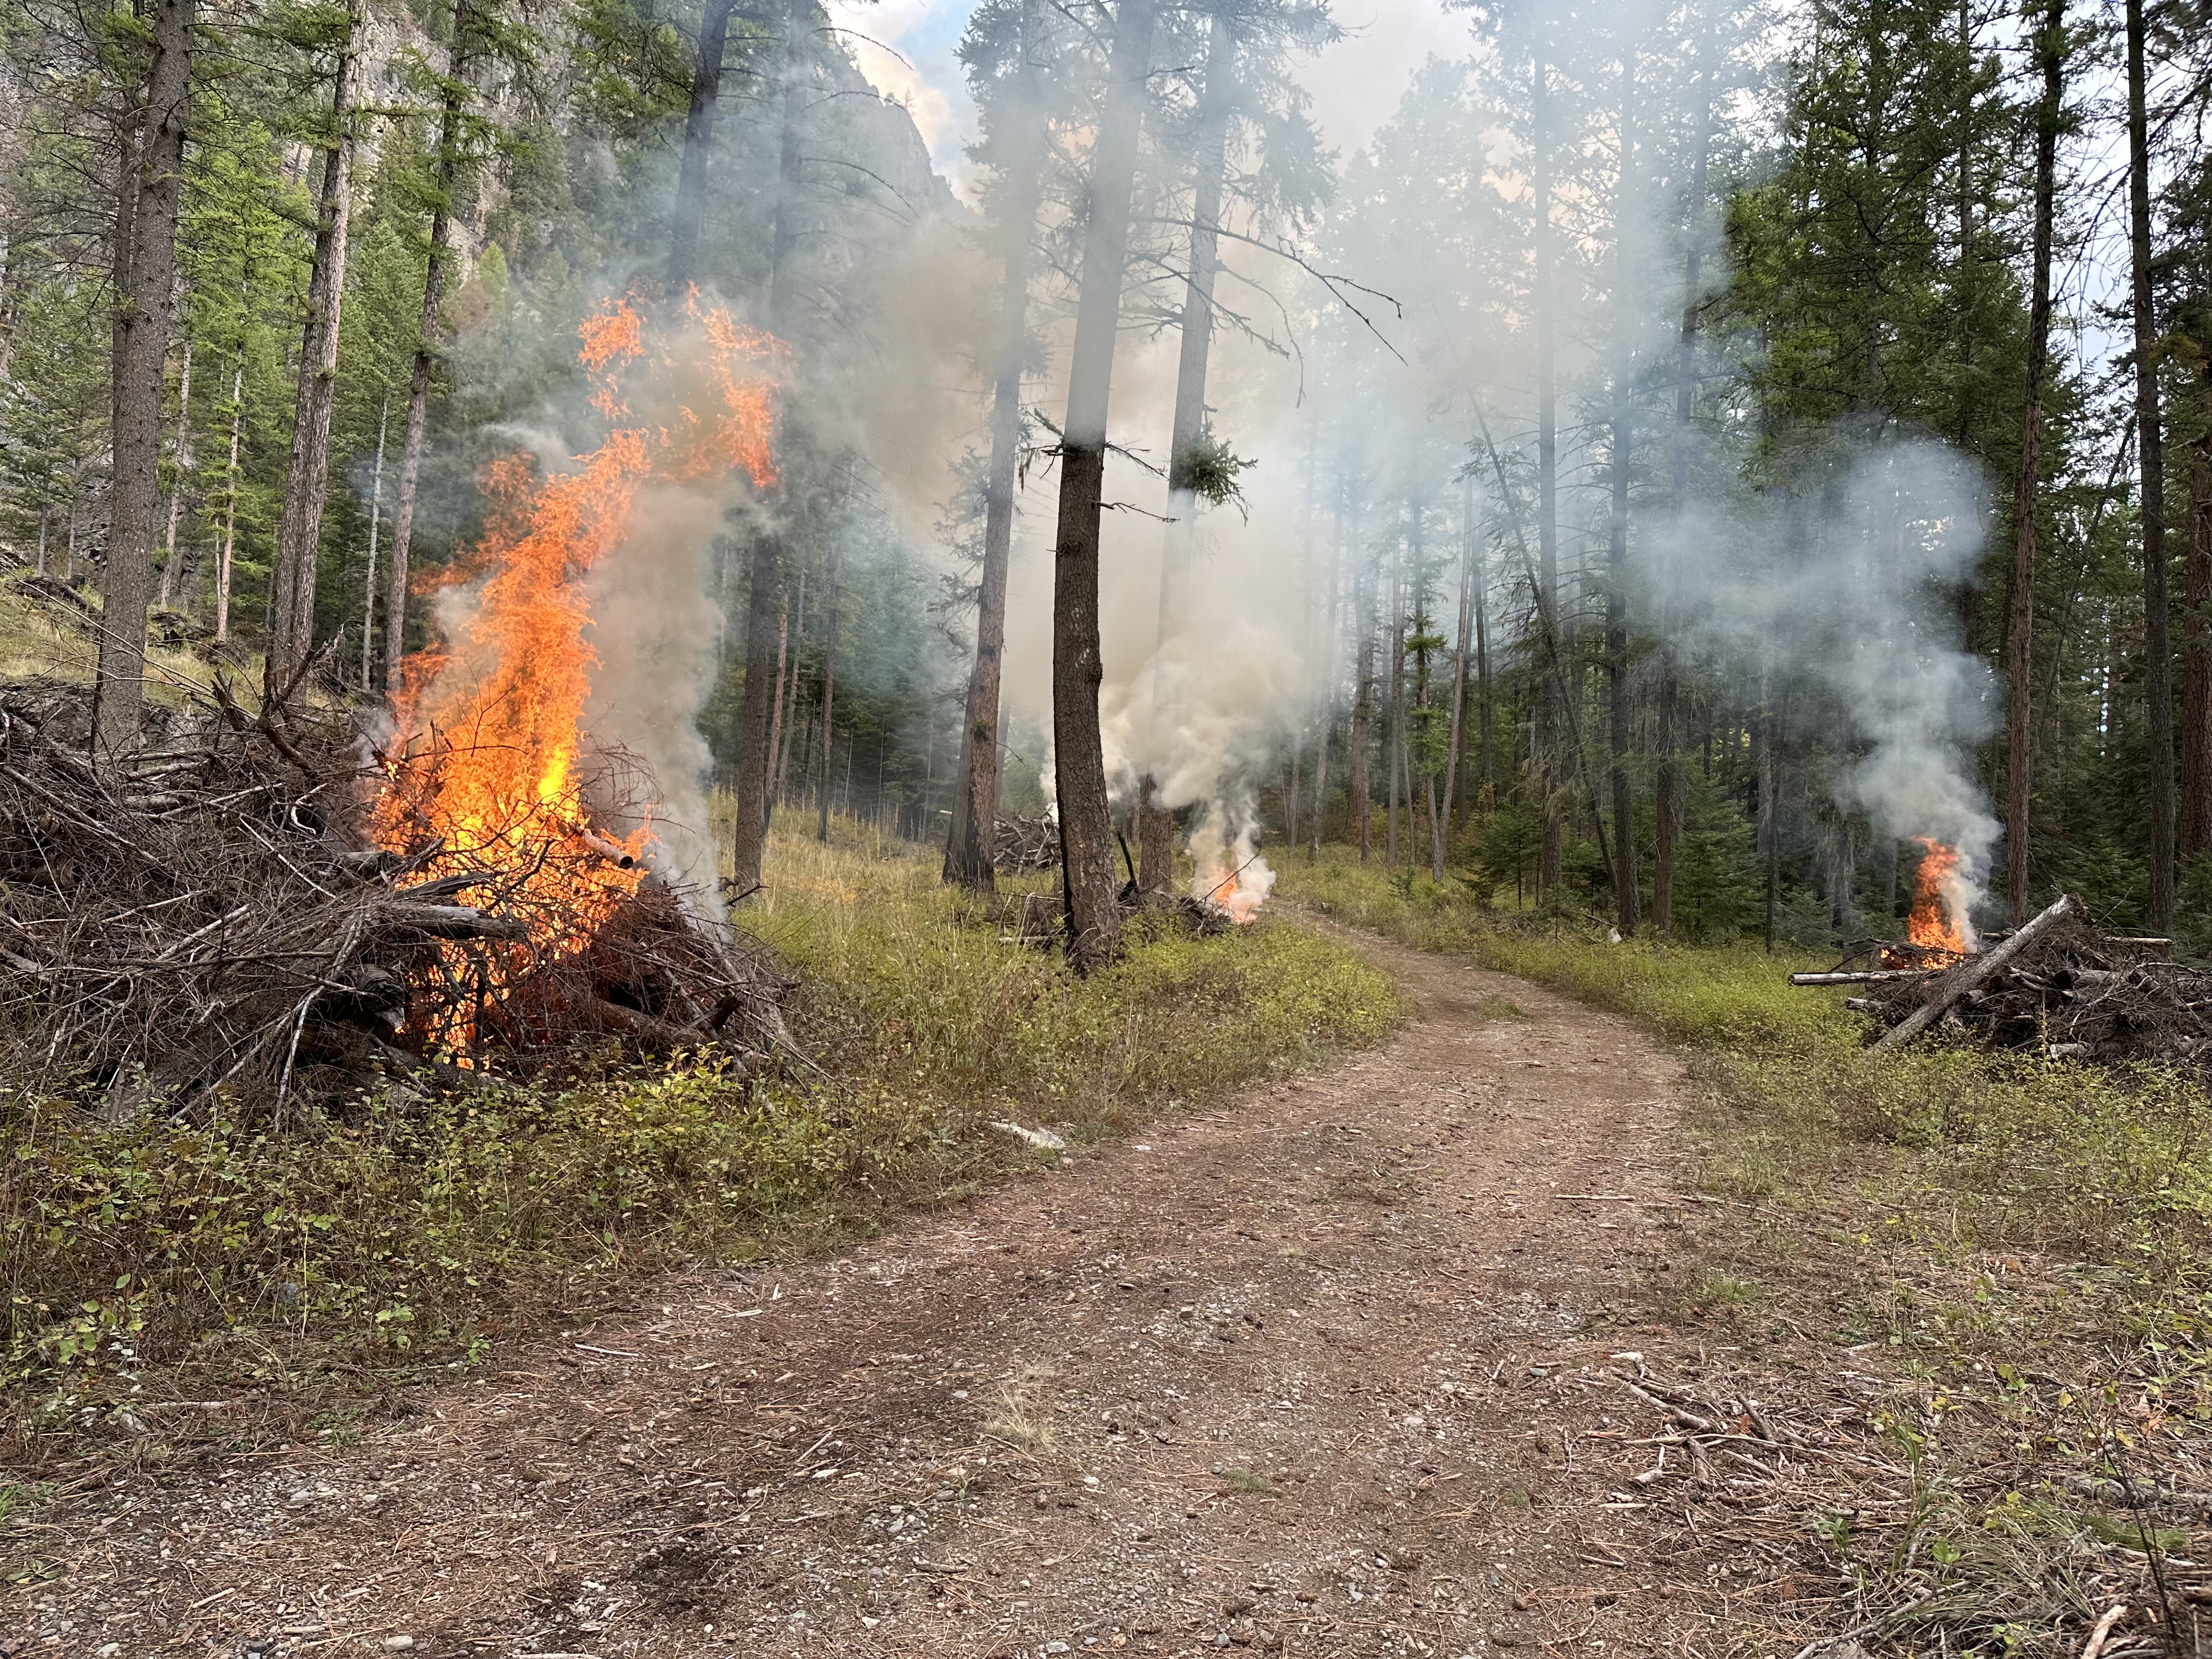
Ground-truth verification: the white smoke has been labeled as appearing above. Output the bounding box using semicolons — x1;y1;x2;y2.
1658;436;2001;905
579;478;733;920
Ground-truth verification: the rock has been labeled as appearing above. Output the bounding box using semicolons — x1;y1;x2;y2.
383;1639;416;1652
286;1488;315;1508
1489;1624;1524;1648
1047;1644;1071;1655
989;1120;1067;1152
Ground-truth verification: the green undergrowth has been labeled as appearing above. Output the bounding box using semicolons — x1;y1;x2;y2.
1;823;1395;1448
1279;848;2212;1283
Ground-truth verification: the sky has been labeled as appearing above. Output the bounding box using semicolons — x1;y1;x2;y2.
824;0;1472;193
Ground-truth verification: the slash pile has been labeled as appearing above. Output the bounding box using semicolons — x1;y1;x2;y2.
994;811;1062;872
0;680;789;1120
1808;895;2211;1066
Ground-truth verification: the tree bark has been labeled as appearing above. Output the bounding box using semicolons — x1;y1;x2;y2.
1350;537;1374;858
1137;10;1238;899
1531;32;1563;899
215;356;242;640
1307;516;1339;856
1049;0;1156;971
1758;662;1777;952
359;394;387;689
1606;72;1639;936
816;540;841;842
948;0;1049;891
94;0;194;757
2185;359;2212;867
727;0;811;895
156;334;194;610
267;2;363;706
2128;0;2174;929
2008;0;2063;918
1386;539;1403;865
774;566;806;805
1437;483;1473;882
1657;0;1715;940
669;0;740;291
385;1;475;695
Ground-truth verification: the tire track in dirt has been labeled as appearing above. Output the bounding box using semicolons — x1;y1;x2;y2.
6;922;1760;1659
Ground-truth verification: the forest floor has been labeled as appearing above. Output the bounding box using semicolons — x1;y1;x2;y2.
4;910;2200;1659
3;917;1909;1659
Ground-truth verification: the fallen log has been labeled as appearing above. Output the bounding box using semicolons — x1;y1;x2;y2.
1790;969;1938;985
1869;891;2079;1052
375;900;532;941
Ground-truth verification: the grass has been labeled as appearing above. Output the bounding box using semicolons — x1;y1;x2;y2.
0;821;1397;1451
0;582;251;708
1274;846;2212;1652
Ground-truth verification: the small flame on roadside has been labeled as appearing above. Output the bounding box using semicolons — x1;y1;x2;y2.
372;290;781;1037
1903;836;1977;961
1189;809;1274;926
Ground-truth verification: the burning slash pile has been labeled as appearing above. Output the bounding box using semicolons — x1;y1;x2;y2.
0;293;795;1117
1795;845;2203;1066
0;686;787;1118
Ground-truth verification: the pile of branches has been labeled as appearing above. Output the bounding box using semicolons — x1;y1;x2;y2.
993;811;1060;872
1799;894;2209;1065
0;680;788;1120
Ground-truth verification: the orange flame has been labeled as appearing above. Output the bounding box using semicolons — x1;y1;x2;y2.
1904;836;1975;961
1193;849;1272;925
372;292;781;1045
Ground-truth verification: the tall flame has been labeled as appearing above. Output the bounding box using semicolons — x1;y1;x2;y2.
372;292;781;1034
1904;836;1976;961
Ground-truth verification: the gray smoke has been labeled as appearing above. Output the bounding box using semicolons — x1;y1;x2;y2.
1658;436;2001;901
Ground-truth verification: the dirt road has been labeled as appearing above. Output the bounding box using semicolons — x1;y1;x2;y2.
5;927;1798;1659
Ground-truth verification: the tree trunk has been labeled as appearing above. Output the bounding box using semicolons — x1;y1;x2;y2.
1758;662;1777;952
2128;0;2174;929
1137;10;1237;899
267;2;363;706
765;583;790;799
1350;555;1374;859
1605;44;1641;936
774;566;806;805
728;0;811;895
2185;358;2212;867
384;3;475;696
669;0;740;291
2008;0;2063;918
215;356;242;640
948;0;1049;891
1437;491;1472;882
1474;509;1494;801
1657;1;1714;940
94;0;194;757
1307;521;1339;857
156;334;194;610
1138;772;1175;895
1049;0;1156;971
360;394;387;690
816;540;842;842
1531;33;1562;899
1386;544;1404;865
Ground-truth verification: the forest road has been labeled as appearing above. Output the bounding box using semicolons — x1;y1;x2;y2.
12;921;1752;1659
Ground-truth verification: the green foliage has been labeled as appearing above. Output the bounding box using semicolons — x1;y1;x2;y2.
1173;423;1259;512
